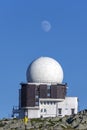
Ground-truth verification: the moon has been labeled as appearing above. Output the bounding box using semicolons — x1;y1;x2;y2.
41;20;51;32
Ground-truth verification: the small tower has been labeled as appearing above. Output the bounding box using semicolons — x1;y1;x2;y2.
12;57;78;118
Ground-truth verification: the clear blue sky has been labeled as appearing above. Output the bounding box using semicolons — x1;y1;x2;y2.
0;0;87;118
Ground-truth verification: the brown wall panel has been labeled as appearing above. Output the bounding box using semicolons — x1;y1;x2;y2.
39;85;47;98
57;85;66;99
51;84;66;99
21;84;36;107
51;85;57;98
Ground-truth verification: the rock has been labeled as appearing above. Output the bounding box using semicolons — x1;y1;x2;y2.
0;128;3;130
76;123;87;130
54;125;63;130
50;117;60;122
1;109;87;130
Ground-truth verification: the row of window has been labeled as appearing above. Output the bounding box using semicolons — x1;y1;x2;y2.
58;108;75;115
35;101;56;106
40;108;75;115
40;108;62;114
35;93;50;99
41;108;47;113
40;101;56;105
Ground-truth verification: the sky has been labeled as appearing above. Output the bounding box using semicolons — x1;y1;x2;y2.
0;0;87;118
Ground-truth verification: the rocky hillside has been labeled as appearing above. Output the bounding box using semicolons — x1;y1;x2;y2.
0;109;87;130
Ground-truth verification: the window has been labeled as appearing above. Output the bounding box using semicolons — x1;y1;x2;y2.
50;102;52;105
44;109;47;112
41;109;43;112
35;95;39;98
71;108;75;115
47;85;50;90
54;102;56;105
44;102;46;105
40;101;43;104
35;102;39;106
47;93;50;97
47;102;49;105
58;108;62;115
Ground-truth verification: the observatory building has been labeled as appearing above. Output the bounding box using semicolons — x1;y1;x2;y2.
12;57;78;118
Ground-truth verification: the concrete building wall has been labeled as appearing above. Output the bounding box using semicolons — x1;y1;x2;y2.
39;97;78;118
40;101;57;117
58;97;78;116
27;108;40;118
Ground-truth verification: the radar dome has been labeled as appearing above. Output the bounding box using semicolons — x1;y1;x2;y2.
26;57;64;83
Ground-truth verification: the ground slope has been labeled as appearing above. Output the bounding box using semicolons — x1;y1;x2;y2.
0;109;87;130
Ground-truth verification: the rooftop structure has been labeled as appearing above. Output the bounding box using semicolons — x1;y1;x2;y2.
26;57;63;83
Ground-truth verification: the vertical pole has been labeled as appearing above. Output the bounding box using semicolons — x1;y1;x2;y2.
25;124;27;130
56;102;58;116
24;116;28;130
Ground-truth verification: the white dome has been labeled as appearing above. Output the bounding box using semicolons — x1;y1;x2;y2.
26;57;64;83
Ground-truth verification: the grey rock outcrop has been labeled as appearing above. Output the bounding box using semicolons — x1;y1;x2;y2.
0;109;87;130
